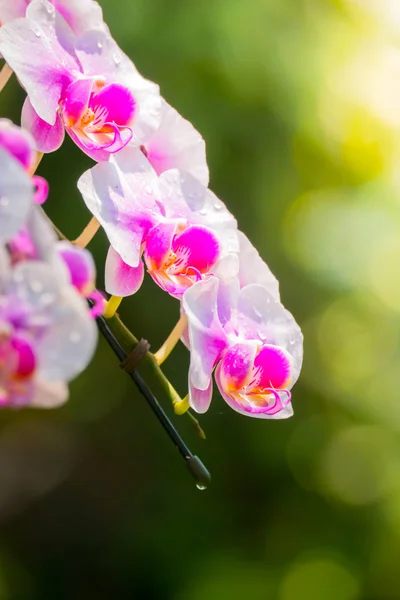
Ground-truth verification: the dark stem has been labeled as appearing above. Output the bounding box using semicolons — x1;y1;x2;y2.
96;316;211;489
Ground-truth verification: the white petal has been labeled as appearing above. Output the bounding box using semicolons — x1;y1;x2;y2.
30;377;69;408
238;231;280;300
0;148;33;243
37;287;97;381
145;100;209;185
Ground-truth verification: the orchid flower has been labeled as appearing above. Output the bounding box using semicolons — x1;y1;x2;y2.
0;211;98;408
0;119;48;242
181;235;303;419
78;145;238;299
140;99;209;186
10;207;105;316
0;0;161;160
0;0;104;35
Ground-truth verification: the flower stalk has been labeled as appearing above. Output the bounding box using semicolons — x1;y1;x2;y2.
0;63;13;93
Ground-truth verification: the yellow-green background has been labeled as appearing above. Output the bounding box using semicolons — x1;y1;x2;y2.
1;0;399;598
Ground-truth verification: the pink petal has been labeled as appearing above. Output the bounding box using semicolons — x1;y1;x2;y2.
105;245;144;297
215;363;294;420
251;344;292;390
0;118;35;170
144;222;176;271
57;242;95;294
89;83;136;126
188;377;213;414
182;277;228;391
11;335;36;378
62;77;93;127
22;96;65;153
218;342;258;393
171;225;220;274
32;175;49;204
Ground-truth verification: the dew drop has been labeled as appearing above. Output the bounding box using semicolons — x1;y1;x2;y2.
45;2;55;13
199;208;207;216
196;483;207;490
213;200;222;210
97;41;103;50
144;185;153;195
32;25;42;37
112;51;121;66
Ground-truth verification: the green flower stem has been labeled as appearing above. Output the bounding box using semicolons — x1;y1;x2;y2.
104;314;206;439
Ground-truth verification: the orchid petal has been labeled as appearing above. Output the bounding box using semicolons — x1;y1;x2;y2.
218;342;258;393
75;29;161;143
62;77;93;127
37;287;97;381
89;82;136;126
0;118;35;170
251;345;293;390
30;377;69;408
144;222;176;271
171;225;220;274
78;160;155;268
105;246;144;297
21;95;65;153
237;284;303;382
188;378;213;414
215;363;294;420
0;1;79;123
144;100;209;185
57;241;95;294
238;231;280;300
182;277;227;390
0;148;33;243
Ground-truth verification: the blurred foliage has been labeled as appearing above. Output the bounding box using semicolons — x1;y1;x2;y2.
1;0;400;598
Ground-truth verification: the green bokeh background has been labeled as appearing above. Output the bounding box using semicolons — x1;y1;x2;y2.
1;0;400;598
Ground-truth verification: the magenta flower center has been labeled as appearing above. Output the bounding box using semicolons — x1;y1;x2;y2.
144;222;220;297
218;343;292;415
61;78;136;154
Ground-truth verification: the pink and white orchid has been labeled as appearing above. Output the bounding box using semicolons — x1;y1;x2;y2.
0;209;98;409
0;0;161;160
181;235;303;419
0;119;49;242
78;145;238;299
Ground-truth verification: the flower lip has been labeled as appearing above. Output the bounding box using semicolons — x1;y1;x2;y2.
217;343;293;415
144;222;220;297
61;78;136;154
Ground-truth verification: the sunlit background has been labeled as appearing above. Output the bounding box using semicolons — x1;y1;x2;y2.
1;0;400;598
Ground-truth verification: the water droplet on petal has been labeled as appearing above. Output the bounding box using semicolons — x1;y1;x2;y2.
144;185;153;195
45;2;55;13
32;25;42;37
196;483;207;490
112;51;121;66
199;208;207;216
97;41;103;50
213;200;222;210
